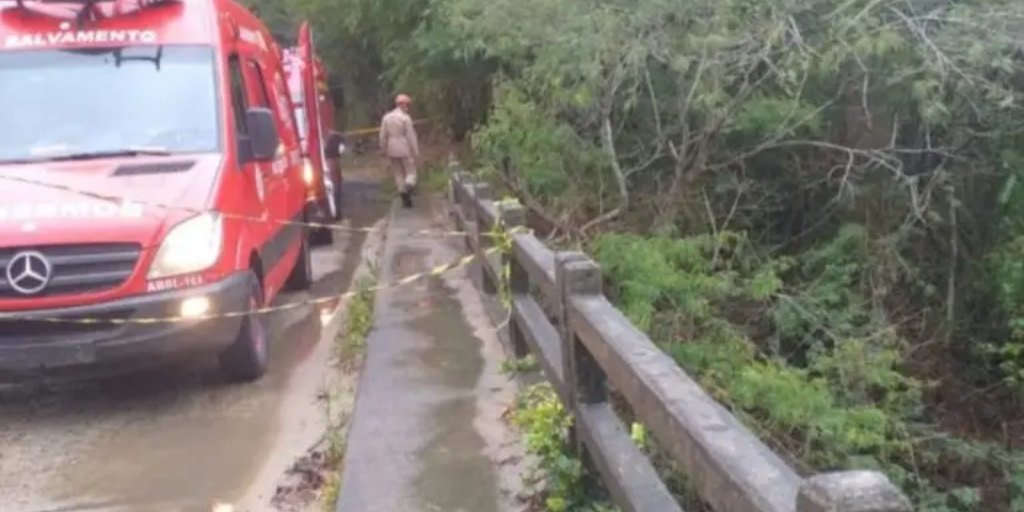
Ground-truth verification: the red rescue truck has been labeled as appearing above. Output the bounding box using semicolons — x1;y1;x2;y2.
283;21;344;245
0;0;315;382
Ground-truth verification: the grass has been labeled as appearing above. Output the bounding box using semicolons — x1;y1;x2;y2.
319;276;377;511
319;390;347;511
419;161;451;194
501;354;540;376
336;276;376;364
320;476;341;511
511;383;618;512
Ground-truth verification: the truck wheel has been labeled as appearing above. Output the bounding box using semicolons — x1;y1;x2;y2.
284;230;313;291
219;273;268;382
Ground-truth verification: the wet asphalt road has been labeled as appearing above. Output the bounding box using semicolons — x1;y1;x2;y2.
0;180;387;512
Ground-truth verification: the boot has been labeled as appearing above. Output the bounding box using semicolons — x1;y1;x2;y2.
400;189;413;208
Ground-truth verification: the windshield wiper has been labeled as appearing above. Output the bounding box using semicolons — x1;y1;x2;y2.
33;148;172;162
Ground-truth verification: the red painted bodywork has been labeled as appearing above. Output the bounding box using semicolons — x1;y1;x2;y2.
0;0;308;312
282;21;339;204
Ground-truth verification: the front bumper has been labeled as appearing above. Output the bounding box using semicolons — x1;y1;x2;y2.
0;272;249;374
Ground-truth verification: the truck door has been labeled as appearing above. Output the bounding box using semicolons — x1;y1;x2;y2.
227;54;272;248
297;22;325;197
241;58;294;237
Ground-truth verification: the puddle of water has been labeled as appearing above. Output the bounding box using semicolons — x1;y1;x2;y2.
413;397;499;512
337;188;524;512
405;271;500;512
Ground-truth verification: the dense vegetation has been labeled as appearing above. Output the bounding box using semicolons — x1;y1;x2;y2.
249;0;1024;509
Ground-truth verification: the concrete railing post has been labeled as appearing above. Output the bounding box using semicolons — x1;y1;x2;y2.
469;181;493;236
469;182;495;294
798;471;913;512
449;172;472;247
555;252;606;455
458;175;473;250
447;153;460;173
498;200;527;231
499;202;529;358
471;182;493;201
447;168;463;224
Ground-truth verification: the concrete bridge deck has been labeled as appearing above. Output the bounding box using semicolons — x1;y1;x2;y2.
337;196;525;512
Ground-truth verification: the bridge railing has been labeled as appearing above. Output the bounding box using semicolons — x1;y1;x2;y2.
448;171;914;512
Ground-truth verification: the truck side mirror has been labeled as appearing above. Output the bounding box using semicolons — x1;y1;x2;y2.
238;107;280;163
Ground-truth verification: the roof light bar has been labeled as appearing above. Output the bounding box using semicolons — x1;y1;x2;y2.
11;0;180;25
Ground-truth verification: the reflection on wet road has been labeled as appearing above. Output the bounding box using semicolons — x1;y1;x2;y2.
0;180;386;512
336;194;525;512
406;276;498;511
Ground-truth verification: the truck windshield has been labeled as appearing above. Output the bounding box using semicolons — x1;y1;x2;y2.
0;45;219;163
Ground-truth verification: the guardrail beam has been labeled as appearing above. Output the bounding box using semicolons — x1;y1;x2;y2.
445;174;914;512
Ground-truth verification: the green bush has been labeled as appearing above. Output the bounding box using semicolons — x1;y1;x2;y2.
512;383;617;512
592;229;1023;511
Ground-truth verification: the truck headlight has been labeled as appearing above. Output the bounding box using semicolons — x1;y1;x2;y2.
148;212;223;279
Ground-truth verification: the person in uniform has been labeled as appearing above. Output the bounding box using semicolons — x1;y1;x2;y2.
378;94;419;208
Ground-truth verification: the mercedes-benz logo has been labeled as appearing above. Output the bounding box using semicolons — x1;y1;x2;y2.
6;251;53;296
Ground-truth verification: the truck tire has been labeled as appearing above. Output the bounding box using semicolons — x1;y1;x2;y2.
219;272;269;382
284;229;313;291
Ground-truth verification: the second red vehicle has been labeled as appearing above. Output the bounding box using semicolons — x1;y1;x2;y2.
283;21;345;245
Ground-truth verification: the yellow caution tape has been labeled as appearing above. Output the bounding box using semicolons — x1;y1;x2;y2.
343;126;380;137
342;118;430;137
0;172;525;240
0;247;499;325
